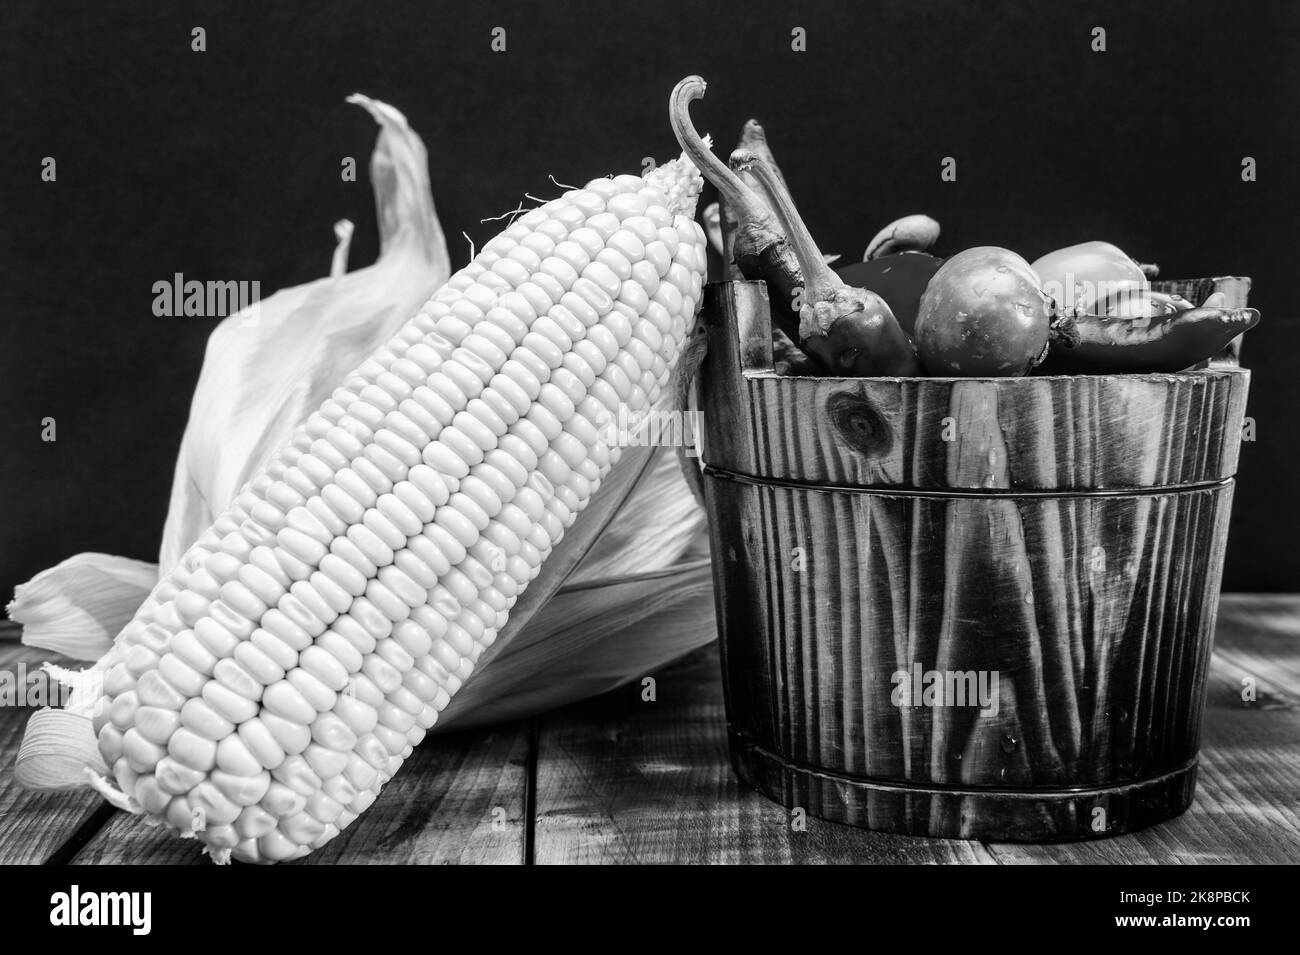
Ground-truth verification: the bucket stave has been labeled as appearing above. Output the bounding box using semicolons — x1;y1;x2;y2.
698;280;1251;841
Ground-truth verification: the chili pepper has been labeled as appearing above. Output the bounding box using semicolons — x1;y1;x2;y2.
729;121;843;368
734;149;920;376
1031;240;1148;315
736;119;791;203
1037;305;1260;374
1097;289;1194;321
670;76;803;344
864;214;940;260
772;327;823;376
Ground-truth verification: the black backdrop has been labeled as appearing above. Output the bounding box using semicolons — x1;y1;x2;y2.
2;0;1297;597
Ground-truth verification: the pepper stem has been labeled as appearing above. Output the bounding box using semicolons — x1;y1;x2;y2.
669;76;766;219
738;120;791;198
731;149;842;303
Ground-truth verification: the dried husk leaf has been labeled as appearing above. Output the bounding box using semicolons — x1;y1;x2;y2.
158;94;451;569
330;219;355;278
439;550;713;730
15;708;108;789
10;95;450;671
569;446;704;584
7;553;156;660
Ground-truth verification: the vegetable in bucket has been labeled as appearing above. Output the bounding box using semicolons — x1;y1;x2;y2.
669;76;804;348
913;246;1054;377
732;149;920;376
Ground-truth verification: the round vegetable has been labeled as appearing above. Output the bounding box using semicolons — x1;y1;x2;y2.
914;247;1052;377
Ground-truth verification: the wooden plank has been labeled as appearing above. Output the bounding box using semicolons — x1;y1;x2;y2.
71;721;532;865
1212;594;1300;700
300;722;530;865
0;636;109;864
533;643;995;864
8;598;1296;865
986;599;1300;864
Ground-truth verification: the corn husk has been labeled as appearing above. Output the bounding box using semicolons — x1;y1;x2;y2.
568;444;704;584
6;553;156;660
15;709;108;789
8;95;451;662
158;93;451;571
453;430;708;728
9;98;715;789
440;547;713;731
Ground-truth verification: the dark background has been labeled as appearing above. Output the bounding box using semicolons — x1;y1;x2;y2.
1;0;1297;597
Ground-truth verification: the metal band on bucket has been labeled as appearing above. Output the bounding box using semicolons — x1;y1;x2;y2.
702;464;1234;499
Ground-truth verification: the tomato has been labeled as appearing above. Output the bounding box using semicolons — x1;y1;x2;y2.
914;247;1052;377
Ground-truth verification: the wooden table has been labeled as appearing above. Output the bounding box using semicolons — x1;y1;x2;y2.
1;595;1297;864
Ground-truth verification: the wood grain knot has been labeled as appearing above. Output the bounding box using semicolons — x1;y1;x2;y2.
827;389;894;460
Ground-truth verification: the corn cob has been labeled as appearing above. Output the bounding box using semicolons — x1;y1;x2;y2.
88;157;707;863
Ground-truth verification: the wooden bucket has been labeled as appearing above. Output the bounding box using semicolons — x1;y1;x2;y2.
697;278;1251;841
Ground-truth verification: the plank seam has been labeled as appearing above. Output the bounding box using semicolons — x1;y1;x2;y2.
524;716;540;866
43;802;115;866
